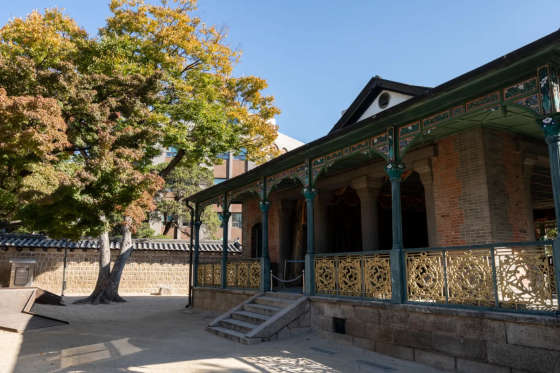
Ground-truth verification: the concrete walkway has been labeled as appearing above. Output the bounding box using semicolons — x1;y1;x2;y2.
1;296;444;373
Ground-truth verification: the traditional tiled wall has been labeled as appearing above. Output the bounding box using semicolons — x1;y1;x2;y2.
0;248;191;295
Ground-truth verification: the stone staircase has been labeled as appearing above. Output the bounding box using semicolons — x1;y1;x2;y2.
207;292;309;344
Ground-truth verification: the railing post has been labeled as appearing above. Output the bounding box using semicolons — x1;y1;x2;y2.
193;204;202;287
304;187;317;296
260;199;271;292
386;162;406;304
220;195;231;289
541;115;560;308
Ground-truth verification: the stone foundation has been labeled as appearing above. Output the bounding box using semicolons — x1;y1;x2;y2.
193;287;257;313
310;296;560;373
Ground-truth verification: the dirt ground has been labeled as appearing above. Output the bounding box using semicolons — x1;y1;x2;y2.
0;296;443;373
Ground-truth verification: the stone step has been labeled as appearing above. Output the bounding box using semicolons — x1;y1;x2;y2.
231;310;269;325
265;291;303;300
253;296;292;308
218;318;257;334
207;326;261;345
244;303;281;316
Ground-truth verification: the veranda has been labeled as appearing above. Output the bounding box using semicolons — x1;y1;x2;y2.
188;31;560;316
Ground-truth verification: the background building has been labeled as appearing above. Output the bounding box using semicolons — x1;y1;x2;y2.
150;126;304;241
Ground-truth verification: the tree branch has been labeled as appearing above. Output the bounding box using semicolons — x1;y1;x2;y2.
158;148;185;179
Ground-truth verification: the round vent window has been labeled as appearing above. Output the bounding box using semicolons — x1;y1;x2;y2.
378;92;391;109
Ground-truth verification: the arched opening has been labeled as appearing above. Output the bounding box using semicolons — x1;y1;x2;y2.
326;186;362;252
251;223;262;258
378;171;429;249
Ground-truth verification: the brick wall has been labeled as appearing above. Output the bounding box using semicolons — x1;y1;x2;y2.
431;128;538;246
0;248;191;295
242;198;261;257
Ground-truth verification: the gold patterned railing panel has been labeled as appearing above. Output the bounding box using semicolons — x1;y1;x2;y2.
364;255;392;299
495;247;555;311
406;244;556;312
446;249;494;306
315;257;336;295
213;264;221;287
406;252;445;303
198;263;221;287
314;254;391;299
249;262;261;289
337;256;362;297
225;260;261;289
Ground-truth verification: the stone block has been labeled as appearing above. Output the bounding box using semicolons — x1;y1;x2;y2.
487;342;560;373
345;319;371;339
367;323;393;343
457;317;506;343
379;309;409;326
375;342;414;361
456;358;509;373
353;305;379;324
506;322;560;351
310;315;331;332
432;333;487;361
414;349;456;372
393;329;432;350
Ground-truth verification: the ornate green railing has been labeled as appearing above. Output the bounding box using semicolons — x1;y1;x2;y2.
197;261;222;288
197;258;261;289
226;258;261;289
314;251;392;300
405;241;557;312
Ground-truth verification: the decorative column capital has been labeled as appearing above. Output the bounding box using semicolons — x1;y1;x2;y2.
385;162;406;181
541;116;560;142
219;211;231;221
259;200;270;213
303;188;317;201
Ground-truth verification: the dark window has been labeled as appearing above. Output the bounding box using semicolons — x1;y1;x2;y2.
231;213;242;228
214;178;227;185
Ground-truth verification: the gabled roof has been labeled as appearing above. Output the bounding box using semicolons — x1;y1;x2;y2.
329;77;430;134
0;234;242;254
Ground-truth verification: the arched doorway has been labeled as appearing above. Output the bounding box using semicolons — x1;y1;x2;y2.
378;171;429;249
251;223;262;258
326;186;362;252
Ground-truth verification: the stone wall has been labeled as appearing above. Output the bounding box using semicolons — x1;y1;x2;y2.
0;248;191;295
310;297;560;373
193;287;257;313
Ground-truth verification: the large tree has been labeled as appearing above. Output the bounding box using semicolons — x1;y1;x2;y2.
0;1;279;303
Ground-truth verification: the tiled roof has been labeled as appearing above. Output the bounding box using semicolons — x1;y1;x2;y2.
0;234;241;253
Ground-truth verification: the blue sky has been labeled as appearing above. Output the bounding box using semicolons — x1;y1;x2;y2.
1;1;559;143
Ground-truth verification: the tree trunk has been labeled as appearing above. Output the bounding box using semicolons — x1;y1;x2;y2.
105;219;134;302
74;230;113;304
